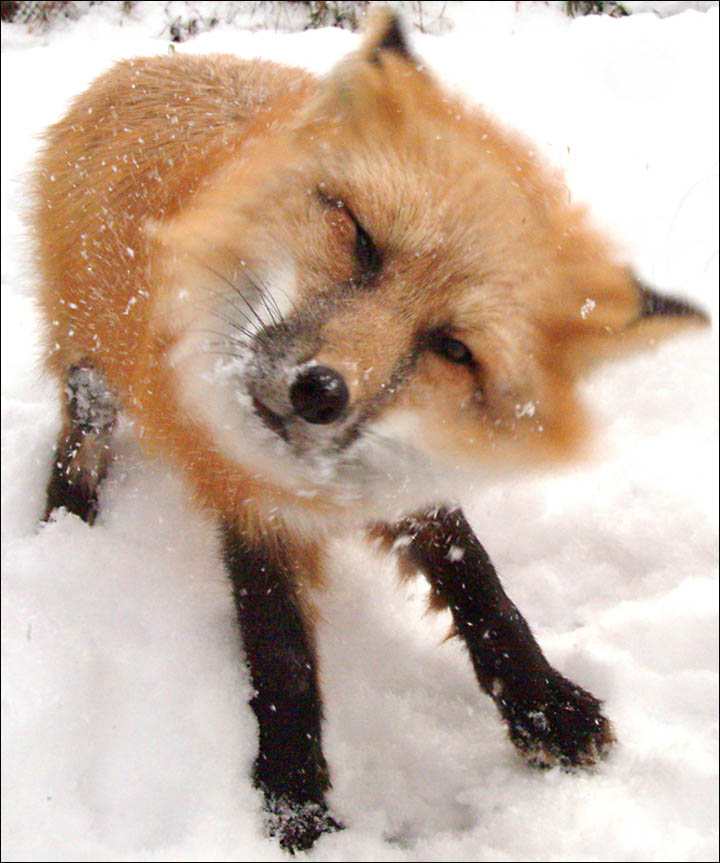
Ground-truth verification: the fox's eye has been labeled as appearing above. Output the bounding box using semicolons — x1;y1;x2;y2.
354;222;381;276
317;187;381;282
432;332;475;367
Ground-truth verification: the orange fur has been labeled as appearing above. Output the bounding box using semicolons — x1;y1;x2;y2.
32;11;706;541
31;13;710;845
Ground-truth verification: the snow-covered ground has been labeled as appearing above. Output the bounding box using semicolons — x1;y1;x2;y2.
2;3;718;860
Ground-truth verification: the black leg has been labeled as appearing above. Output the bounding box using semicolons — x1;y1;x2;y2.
221;521;342;853
374;507;615;769
44;362;117;525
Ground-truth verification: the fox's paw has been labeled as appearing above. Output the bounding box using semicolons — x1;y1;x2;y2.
500;672;615;770
262;793;344;854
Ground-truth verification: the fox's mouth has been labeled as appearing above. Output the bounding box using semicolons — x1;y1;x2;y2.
251;396;289;441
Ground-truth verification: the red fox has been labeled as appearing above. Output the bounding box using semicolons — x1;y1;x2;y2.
33;9;708;852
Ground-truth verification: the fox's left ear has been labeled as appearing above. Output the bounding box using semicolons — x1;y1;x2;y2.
359;8;414;64
300;9;422;132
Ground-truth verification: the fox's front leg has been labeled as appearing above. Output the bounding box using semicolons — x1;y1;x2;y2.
221;521;342;853
44;361;118;525
374;507;614;769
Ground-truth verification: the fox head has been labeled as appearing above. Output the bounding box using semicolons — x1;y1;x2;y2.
161;10;708;518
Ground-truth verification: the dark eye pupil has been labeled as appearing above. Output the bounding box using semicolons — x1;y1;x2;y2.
438;335;473;365
355;225;381;275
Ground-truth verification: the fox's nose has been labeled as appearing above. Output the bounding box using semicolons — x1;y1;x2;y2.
289;365;349;425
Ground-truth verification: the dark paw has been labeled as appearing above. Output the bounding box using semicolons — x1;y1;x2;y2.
500;672;615;770
44;467;100;525
262;792;344;853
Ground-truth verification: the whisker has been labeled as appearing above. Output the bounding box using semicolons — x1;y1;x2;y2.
140;245;290;349
193;306;272;353
190;254;269;331
220;245;289;325
241;266;283;326
202;305;257;340
190;327;250;348
175;347;250;366
187;273;259;331
143;286;254;331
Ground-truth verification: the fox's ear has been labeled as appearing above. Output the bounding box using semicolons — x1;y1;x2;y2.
611;276;710;356
633;277;710;327
359;8;414;64
558;274;710;374
300;9;423;133
536;253;710;376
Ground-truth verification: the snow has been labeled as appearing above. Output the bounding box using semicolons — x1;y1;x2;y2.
2;3;718;860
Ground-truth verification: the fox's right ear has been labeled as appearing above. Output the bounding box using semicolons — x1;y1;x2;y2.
633;277;710;326
555;273;711;376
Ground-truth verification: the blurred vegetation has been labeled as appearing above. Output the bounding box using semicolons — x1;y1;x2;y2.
0;1;377;32
565;1;628;16
3;0;695;35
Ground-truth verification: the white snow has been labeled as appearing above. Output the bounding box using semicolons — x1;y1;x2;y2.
2;3;718;861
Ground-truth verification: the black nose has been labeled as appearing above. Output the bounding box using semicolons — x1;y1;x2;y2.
289;365;349;425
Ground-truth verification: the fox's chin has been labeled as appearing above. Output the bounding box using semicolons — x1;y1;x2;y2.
171;335;451;517
243;398;450;520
